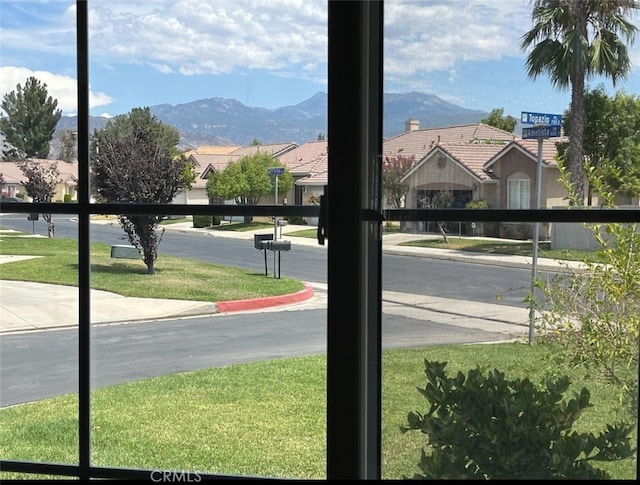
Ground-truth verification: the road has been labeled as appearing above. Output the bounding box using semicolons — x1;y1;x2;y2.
0;214;538;406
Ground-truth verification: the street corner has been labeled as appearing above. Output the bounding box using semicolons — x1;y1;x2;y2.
215;283;314;313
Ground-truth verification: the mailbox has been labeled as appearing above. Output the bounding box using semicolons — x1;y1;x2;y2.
267;240;291;251
254;233;274;250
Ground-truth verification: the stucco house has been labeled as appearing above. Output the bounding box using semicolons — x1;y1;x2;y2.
176;142;299;207
0;158;78;202
389;121;570;238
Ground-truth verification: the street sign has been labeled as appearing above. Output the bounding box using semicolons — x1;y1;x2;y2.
268;167;285;175
522;125;561;139
520;111;562;126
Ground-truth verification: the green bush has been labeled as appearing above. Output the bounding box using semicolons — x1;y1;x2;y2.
63;194;72;203
192;215;212;228
212;215;222;226
401;360;635;480
285;216;307;225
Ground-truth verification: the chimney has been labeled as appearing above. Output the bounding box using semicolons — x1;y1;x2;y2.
405;119;420;132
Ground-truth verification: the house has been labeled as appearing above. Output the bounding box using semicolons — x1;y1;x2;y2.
391;121;570;237
175;142;300;209
0;158;78;201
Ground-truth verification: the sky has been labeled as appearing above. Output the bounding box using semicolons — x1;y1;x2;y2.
1;0;639;121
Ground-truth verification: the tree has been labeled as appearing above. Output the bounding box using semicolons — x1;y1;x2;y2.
17;159;59;237
382;154;415;208
480;107;518;133
418;188;453;243
0;172;5;194
562;86;640;204
206;153;293;223
92;109;186;274
520;0;639;205
58;129;77;162
0;76;62;159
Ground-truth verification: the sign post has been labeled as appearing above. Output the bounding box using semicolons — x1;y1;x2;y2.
268;167;285;241
520;111;562;344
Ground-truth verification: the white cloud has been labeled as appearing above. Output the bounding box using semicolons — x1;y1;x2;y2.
86;0;328;82
0;66;113;115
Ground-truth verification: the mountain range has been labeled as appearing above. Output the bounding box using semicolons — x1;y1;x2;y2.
54;91;490;149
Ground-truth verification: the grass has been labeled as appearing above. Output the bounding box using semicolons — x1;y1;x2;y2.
399;237;599;262
0;233;303;301
0;342;636;479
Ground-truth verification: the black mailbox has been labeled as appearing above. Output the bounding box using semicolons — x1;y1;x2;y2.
27;213;39;221
254;233;274;250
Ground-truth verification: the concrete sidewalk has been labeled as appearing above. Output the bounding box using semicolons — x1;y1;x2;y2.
0;220;581;334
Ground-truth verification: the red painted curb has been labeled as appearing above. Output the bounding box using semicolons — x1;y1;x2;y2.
216;283;314;313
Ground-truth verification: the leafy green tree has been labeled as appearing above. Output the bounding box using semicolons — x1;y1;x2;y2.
382;154;415;208
0;76;62;159
561;86;640;204
480;107;518;133
531;163;639;418
92;109;186;274
520;0;639;205
17;159;59;237
206;153;292;223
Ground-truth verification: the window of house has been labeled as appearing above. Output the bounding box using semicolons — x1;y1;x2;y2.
508;179;530;209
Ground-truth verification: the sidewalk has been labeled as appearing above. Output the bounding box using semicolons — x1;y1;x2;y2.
0;220;582;334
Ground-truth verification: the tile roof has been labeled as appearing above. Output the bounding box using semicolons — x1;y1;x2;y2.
293;154;328;185
0;159;77;184
277;140;328;169
382;123;516;161
184;145;242;158
436;143;505;181
229;142;298;157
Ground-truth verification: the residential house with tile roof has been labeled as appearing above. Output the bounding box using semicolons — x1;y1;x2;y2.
394;121;569;237
0;159;78;202
176;142;300;207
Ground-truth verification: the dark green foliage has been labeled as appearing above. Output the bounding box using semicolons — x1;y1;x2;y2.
0;76;62;159
284;216;307;225
401;360;635;480
92;109;185;274
192;215;212;228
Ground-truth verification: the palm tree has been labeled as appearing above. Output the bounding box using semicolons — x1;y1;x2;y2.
520;0;639;205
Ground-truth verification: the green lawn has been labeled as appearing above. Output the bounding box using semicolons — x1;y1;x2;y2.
0;233;303;301
0;342;636;480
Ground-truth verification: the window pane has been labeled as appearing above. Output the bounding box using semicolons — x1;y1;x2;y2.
86;1;328;479
382;0;638;480
0;215;80;472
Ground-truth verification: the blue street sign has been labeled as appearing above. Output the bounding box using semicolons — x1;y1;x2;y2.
522;125;561;139
520;111;563;126
268;167;285;175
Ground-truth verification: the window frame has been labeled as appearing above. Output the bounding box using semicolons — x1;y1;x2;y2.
1;0;638;480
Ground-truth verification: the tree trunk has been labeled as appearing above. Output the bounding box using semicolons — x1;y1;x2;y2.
437;222;448;243
568;2;588;206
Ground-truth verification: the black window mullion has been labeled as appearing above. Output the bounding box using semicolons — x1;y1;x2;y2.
326;0;383;479
76;0;92;480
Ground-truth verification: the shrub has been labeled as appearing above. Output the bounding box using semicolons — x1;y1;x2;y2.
285;216;307;225
192;215;212;228
401;360;635;480
63;194;72;203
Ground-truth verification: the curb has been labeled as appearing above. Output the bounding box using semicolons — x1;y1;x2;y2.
216;283;315;313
